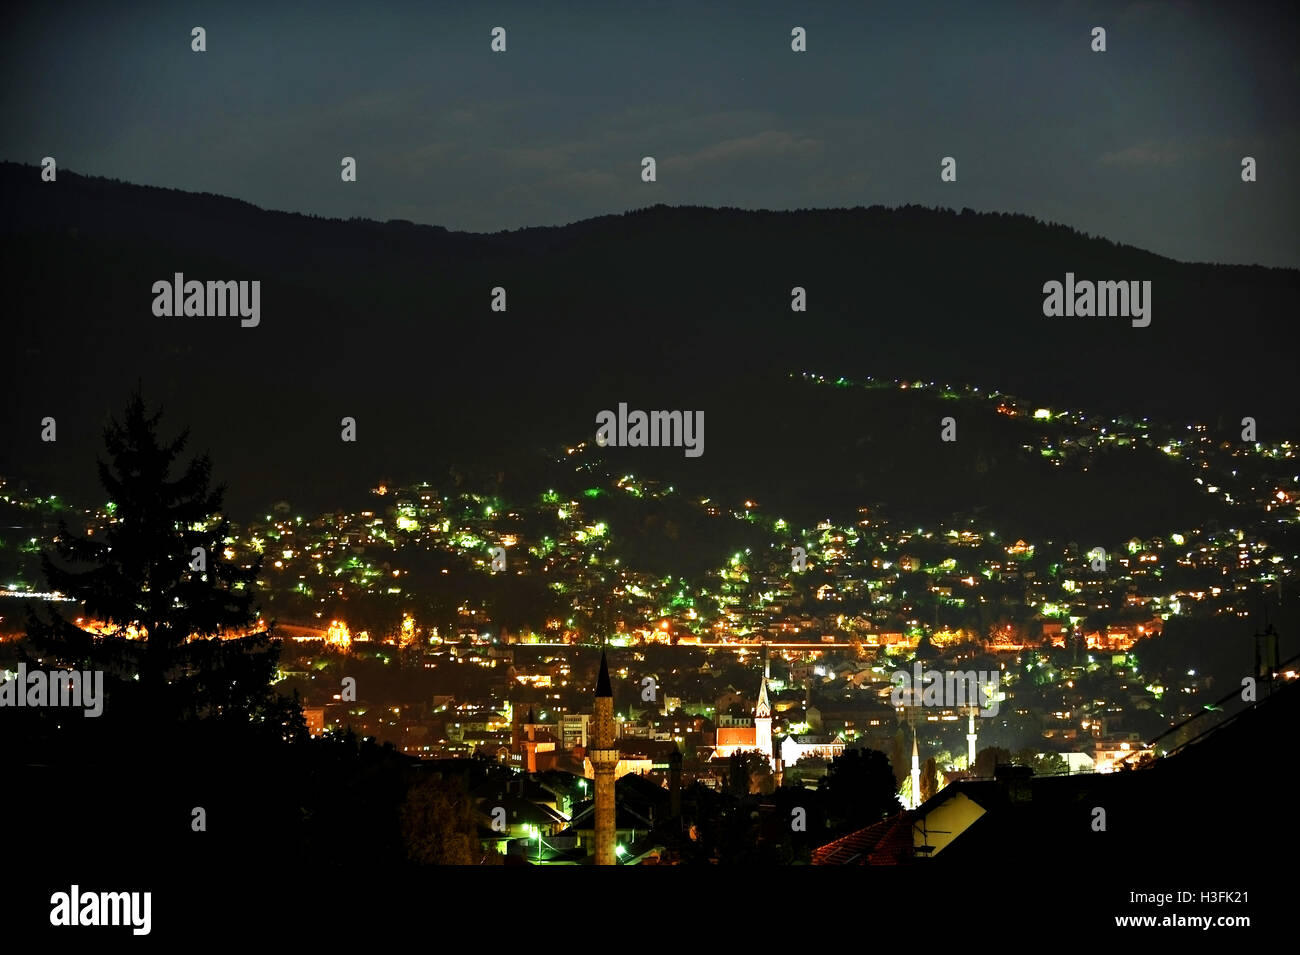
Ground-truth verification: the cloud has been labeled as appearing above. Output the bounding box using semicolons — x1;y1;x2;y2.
661;130;823;173
489;144;579;171
1097;142;1182;166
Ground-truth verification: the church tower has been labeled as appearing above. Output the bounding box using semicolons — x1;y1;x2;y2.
591;650;619;865
755;657;773;770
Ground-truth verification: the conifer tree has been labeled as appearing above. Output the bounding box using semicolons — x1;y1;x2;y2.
24;394;293;729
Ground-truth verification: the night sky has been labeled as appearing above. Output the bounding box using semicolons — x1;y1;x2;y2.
2;0;1296;266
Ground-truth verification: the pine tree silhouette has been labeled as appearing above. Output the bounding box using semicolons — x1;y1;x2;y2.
23;393;294;731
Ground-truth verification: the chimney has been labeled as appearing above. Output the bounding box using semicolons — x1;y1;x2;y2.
669;747;683;819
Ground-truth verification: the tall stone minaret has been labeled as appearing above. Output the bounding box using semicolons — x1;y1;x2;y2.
966;706;978;769
591;650;618;865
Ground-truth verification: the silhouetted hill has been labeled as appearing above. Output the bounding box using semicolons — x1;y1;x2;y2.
2;162;1296;518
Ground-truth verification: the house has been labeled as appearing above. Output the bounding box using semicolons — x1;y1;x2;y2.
812;675;1300;870
780;734;846;767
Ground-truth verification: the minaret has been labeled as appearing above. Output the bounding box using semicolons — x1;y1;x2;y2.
965;706;978;769
591;650;619;865
755;656;773;770
522;705;540;773
910;731;922;810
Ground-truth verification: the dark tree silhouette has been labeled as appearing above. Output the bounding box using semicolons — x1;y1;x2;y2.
921;755;939;803
819;747;903;831
23;394;293;731
727;750;775;796
400;774;483;865
974;746;1013;778
1013;748;1068;776
891;725;908;786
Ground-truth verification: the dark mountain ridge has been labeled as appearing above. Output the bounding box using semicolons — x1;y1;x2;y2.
1;162;1295;518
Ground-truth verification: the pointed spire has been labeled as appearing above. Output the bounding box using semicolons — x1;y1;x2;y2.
756;669;771;719
910;731;922;810
596;650;612;698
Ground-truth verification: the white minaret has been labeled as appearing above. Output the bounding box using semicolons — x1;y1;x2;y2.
755;660;773;770
910;732;922;809
966;706;978;769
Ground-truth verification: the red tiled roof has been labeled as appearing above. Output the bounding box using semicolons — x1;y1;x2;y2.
811;812;912;865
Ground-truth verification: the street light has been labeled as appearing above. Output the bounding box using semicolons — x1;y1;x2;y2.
526;824;550;863
526;824;537;861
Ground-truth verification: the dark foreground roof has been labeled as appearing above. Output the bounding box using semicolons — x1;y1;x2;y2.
812;812;913;865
